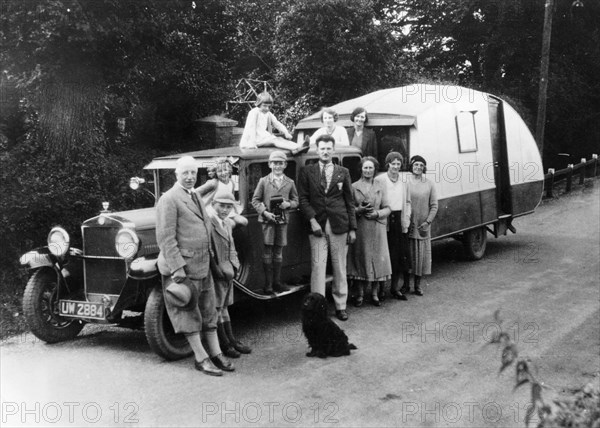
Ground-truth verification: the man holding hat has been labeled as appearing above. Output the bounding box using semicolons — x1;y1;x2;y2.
156;155;234;376
251;150;299;294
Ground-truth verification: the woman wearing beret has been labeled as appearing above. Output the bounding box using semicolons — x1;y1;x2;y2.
346;107;378;159
405;155;438;296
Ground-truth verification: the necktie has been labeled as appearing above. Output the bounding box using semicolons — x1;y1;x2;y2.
320;164;327;190
190;191;203;216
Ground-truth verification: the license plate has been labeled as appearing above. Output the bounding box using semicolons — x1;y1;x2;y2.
59;300;105;320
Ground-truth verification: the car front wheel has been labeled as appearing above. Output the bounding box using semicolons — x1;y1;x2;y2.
144;285;192;360
22;269;84;343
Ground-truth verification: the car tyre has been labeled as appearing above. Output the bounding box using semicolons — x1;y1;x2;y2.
463;226;488;260
22;269;84;343
144;285;192;360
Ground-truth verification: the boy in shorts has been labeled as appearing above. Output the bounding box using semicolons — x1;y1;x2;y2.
251;150;299;294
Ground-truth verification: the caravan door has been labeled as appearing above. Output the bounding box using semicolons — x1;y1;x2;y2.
488;96;513;218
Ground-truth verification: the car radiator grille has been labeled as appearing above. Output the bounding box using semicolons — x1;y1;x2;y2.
83;227;119;257
83;226;127;295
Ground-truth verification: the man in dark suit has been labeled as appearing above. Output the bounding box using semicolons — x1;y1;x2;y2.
156;155;233;376
298;135;357;321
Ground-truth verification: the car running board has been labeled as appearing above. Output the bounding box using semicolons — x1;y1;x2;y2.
233;281;309;300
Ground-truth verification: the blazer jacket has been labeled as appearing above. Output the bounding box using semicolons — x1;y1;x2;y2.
298;163;357;234
251;174;299;223
156;184;212;279
347;127;378;159
208;215;240;272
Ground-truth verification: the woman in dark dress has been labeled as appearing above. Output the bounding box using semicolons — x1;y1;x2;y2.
347;107;377;159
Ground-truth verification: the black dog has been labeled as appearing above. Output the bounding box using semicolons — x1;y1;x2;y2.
301;293;357;358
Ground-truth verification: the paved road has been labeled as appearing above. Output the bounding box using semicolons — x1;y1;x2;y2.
2;181;599;427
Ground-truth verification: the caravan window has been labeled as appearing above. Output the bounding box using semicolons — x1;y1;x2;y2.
456;112;478;153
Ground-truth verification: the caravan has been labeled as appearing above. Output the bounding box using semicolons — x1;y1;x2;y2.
296;84;544;259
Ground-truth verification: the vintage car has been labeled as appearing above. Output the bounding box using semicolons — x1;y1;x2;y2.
19;146;363;360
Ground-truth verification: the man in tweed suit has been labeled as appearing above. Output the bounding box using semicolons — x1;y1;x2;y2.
298;135;357;321
156;156;233;376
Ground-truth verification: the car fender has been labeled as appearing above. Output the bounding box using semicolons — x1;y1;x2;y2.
128;256;159;281
20;247;84;295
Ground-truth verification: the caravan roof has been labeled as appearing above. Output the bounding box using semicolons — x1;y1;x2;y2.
295;84;490;130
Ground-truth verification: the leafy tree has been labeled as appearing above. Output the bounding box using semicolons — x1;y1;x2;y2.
0;0;238;280
273;0;403;107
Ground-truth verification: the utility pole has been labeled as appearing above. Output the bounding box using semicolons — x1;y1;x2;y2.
535;0;555;161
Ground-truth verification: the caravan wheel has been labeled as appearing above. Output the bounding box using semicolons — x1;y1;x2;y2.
463;227;488;260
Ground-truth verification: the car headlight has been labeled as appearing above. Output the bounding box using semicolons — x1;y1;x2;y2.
47;227;70;257
115;228;139;260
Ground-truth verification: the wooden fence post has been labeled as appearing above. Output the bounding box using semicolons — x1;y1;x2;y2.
566;164;573;192
546;168;555;198
579;158;586;184
593;154;598;177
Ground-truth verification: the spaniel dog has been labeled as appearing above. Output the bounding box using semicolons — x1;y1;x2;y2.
301;293;357;358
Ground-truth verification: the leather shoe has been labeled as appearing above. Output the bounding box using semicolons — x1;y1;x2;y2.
292;139;310;155
414;287;424;296
400;284;410;295
232;341;252;354
353;296;363;307
210;353;235;372
194;358;223;376
371;295;381;306
223;345;241;358
335;310;348;321
378;291;386;302
391;290;408;301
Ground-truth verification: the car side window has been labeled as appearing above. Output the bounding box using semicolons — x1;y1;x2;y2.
247;161;296;212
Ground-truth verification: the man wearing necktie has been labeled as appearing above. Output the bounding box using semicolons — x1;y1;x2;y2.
298;135;357;321
156;156;233;376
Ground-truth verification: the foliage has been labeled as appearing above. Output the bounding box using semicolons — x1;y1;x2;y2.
273;0;404;107
540;384;600;428
222;0;295;80
488;310;600;427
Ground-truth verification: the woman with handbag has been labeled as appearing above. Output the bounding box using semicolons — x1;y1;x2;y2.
347;157;392;306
